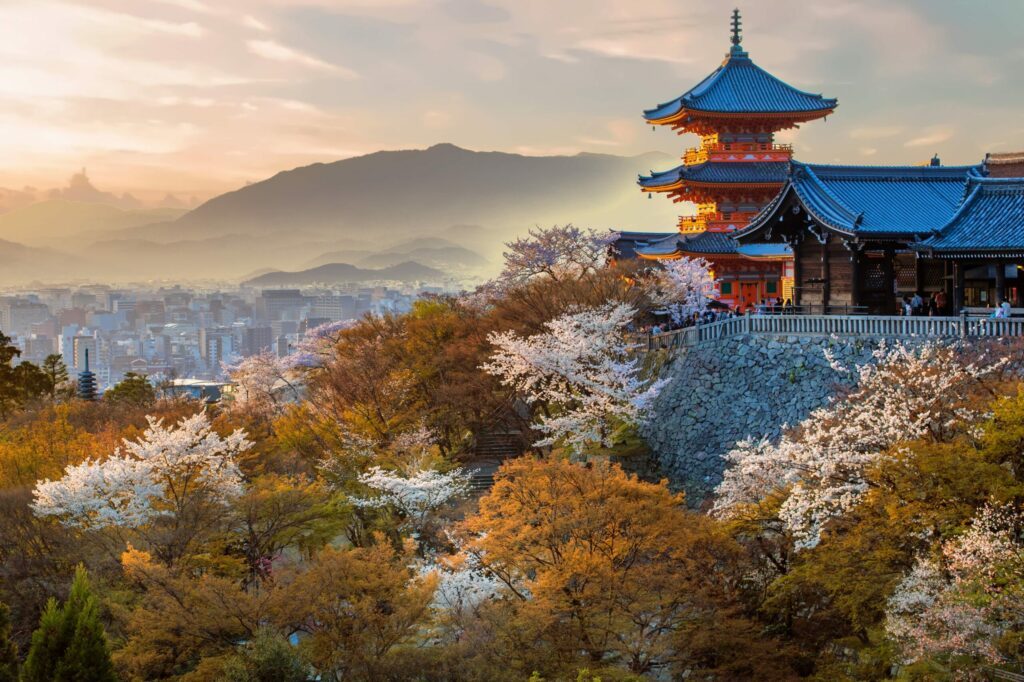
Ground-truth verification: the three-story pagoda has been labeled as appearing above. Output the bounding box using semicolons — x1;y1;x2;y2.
633;9;836;308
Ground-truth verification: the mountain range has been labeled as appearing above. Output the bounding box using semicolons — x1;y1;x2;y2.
244;261;447;287
0;144;679;285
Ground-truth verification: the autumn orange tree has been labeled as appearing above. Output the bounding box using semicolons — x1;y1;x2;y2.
457;457;795;679
276;539;436;681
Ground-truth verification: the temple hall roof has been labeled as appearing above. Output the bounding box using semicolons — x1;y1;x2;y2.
737;161;985;240
632;233;687;259
917;178;1024;257
631;230;796;260
611;231;678;259
639;160;789;190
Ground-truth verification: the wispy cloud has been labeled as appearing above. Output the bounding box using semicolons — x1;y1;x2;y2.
905;126;954;148
149;0;216;14
247;39;358;77
849;126;904;140
242;14;271;31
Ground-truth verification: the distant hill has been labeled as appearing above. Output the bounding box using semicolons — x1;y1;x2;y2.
305;237;490;272
0;239;83;285
1;144;680;284
0;200;186;247
114;144;676;251
244;261;447;287
357;245;488;271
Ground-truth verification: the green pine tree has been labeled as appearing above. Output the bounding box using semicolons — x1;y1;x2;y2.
40;354;70;401
20;599;63;682
0;602;18;682
20;566;117;682
103;372;155;408
55;599;116;682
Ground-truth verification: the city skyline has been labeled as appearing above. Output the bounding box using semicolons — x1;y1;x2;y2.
1;0;1022;200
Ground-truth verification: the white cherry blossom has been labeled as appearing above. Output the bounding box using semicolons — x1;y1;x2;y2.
482;301;668;452
32;412;250;529
714;341;1005;549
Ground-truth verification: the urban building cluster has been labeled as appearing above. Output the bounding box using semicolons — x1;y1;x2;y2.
0;282;446;392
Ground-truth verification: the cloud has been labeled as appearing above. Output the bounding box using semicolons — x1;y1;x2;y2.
849;126;904;140
247;39;358;77
440;0;510;23
0;0;1019;199
149;0;216;13
242;14;271;31
905;126;954;148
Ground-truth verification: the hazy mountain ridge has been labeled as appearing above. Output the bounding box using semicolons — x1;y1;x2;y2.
244;261;447;287
0;144;678;284
115;144;674;245
0;201;187;247
0;239;83;285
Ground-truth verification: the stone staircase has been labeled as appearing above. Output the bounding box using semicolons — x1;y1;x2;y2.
465;430;524;493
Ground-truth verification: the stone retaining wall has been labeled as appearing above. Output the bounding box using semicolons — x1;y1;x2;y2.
640;334;880;502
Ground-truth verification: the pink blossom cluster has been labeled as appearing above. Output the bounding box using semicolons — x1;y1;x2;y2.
886;504;1024;667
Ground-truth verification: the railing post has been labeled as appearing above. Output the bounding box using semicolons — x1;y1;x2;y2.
960;310;968;339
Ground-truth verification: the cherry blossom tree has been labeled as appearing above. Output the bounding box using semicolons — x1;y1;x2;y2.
496;224;618;290
32;412;251;563
285;320;354;370
643;256;716;324
227;322;353;418
482;301;668;453
226;351;300;418
356;465;469;537
886;503;1024;669
352;425;468;536
427;559;505;615
713;341;1006;549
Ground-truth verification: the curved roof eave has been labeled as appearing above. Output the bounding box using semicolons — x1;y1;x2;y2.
733;182;796;242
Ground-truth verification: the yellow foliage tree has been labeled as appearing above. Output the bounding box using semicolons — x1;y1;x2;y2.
275;538;436;681
458;457;788;678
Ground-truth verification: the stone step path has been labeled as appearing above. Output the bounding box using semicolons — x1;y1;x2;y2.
464;430;524;493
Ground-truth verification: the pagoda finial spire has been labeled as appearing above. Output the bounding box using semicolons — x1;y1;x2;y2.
730;8;742;49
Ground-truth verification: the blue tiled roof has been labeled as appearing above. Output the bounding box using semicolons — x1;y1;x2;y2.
736;243;793;259
644;49;837;120
679;231;739;255
611;231;677;259
919;178;1024;254
639;161;789;189
634;233;684;258
633;231;747;258
739;161;985;238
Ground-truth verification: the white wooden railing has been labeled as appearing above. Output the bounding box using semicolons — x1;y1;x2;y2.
639;314;1024;352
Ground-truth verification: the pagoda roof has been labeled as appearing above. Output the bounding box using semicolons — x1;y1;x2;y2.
644;48;837;122
639;160;789;190
917;177;1024;257
736;161;985;240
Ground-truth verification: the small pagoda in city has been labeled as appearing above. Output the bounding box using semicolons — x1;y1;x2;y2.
624;9;837;308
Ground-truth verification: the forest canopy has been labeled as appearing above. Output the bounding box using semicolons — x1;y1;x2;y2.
0;226;1021;681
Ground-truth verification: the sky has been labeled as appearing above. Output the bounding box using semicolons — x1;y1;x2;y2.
0;0;1022;200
